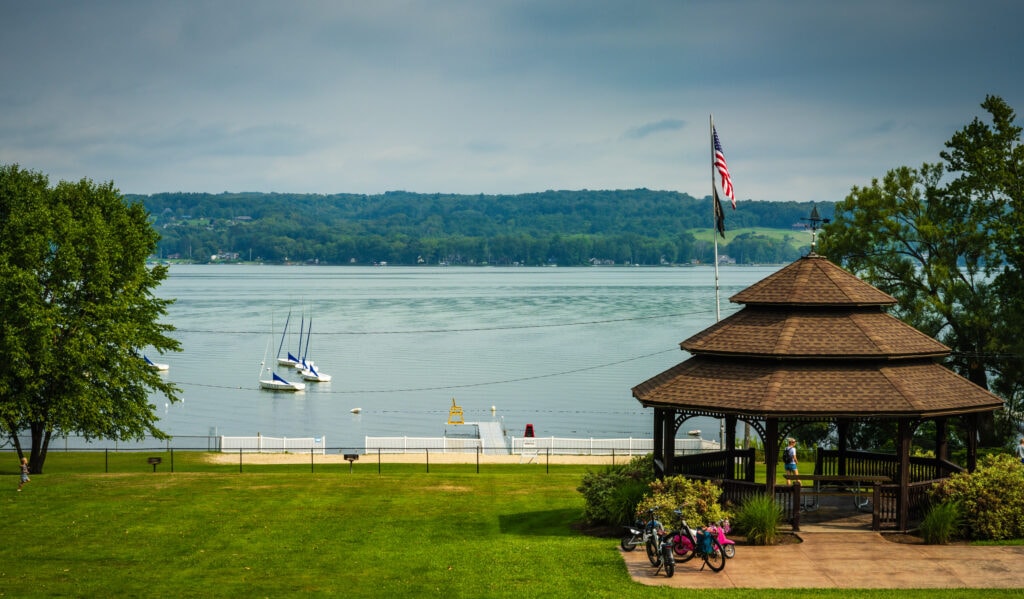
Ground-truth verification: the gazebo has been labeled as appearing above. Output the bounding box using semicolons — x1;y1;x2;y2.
632;253;1004;531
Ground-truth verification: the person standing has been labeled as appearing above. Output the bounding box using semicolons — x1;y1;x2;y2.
783;438;799;483
17;457;30;491
1017;437;1024;466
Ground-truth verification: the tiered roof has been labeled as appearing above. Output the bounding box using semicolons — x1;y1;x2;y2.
632;254;1004;418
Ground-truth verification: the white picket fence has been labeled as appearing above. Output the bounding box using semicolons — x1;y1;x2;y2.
364;436;719;456
220;435;327;454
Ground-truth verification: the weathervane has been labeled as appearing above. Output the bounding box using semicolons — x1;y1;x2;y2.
801;204;830;254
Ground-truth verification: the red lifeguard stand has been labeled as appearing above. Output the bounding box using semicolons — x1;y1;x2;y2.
523;423;535;437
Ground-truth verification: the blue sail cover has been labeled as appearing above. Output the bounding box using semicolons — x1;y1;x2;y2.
144;355;155;366
287;352;299;362
272;372;289;384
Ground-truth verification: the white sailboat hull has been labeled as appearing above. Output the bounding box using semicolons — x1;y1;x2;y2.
259;378;306;391
300;370;332;382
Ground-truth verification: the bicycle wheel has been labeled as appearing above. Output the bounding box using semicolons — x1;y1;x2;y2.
723;543;736;559
703;538;726;572
662;544;675;578
673;533;697;563
620;532;639;552
645;538;661;566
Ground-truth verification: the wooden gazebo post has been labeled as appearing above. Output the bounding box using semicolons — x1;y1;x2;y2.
836;419;849;477
765;418;779;496
897;418;913;530
724;414;737;478
935;418;949;479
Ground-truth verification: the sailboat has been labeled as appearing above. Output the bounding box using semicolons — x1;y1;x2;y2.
144;355;169;371
298;319;331;382
275;309;301;367
259;369;306;392
260;327;305;391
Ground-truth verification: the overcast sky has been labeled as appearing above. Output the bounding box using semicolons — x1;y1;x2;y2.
2;1;1022;202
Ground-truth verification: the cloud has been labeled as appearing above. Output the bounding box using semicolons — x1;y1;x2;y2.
623;119;686;140
1;1;1022;202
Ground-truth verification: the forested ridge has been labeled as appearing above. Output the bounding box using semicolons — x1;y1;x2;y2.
129;189;833;266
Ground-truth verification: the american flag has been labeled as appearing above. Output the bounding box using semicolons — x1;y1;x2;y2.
713;126;735;209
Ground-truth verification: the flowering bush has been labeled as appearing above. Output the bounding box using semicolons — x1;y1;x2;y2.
634;476;728;530
929;453;1024;540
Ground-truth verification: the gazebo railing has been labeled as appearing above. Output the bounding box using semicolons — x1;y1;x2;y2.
816;449;963;483
671;448;756;481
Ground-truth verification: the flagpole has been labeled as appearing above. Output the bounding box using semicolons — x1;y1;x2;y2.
710;114;721;322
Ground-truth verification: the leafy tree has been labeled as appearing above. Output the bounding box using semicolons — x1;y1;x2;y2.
820;96;1022;444
0;165;181;473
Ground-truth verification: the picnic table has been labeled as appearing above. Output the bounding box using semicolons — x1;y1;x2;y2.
784;474;891;512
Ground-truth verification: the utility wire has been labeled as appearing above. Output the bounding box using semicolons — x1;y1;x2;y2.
174;346;681;395
171;306;736;335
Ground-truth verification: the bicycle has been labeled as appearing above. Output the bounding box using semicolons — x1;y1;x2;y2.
646;515;677;577
667;509;726;572
644;508;667;567
620;508;658;552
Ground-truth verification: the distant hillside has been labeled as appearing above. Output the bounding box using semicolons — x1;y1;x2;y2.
128;189;834;266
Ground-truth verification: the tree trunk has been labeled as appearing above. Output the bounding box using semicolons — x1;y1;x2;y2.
28;422;51;474
967;364;999;445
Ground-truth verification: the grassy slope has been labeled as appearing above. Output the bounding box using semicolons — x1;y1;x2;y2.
690;226;808;245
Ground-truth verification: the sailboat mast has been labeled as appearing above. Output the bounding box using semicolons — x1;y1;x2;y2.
276;309;292;359
303;318;312;363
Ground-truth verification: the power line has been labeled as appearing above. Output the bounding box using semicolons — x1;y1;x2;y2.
175;346;681;395
171;306;737;336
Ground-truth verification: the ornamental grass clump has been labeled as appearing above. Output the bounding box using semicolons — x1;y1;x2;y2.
919;500;963;544
732;494;784;545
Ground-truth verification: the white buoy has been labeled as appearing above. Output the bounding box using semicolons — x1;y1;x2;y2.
350;408;362;414
491;405;496;413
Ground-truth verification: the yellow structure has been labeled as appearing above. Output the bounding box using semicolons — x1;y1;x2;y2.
446;397;464;425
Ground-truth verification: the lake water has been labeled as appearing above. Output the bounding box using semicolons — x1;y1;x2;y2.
153;264;781;448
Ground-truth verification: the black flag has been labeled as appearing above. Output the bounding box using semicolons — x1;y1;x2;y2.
713;188;726;239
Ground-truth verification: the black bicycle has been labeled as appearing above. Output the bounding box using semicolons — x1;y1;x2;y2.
620;507;658;552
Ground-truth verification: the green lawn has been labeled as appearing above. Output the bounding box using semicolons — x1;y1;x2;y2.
1;454;1012;598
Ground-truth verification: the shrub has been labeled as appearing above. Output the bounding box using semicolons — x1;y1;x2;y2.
634;476;729;530
732;494;783;545
929;453;1024;540
576;454;655;525
919;500;963;544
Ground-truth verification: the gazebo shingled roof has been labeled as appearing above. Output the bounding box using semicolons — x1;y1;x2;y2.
681;310;950;359
632;358;1003;418
632;253;1003;419
631;253;1004;531
729;253;897;306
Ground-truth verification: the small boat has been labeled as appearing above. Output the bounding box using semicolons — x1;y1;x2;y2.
297;318;329;381
289;313;316;370
275;310;300;367
144;355;169;371
259;370;305;392
300;363;332;382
